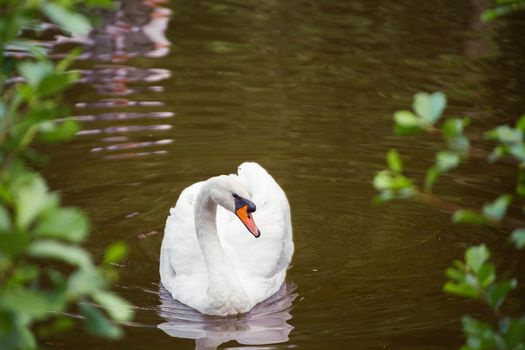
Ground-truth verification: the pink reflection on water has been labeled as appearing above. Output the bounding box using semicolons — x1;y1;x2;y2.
77;67;173;84
76;99;164;108
96;82;163;95
48;0;172;62
101;136;129;143
77;129;102;136
158;283;297;350
79;66;171;95
11;0;177;163
73;111;174;122
77;124;172;136
6;0;172;63
91;139;173;152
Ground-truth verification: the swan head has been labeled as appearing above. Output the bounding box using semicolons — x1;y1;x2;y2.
208;175;260;238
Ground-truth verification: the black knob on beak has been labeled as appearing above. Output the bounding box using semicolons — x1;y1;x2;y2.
234;195;256;213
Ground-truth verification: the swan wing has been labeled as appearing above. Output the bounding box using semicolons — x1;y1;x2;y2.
160;181;207;303
160;162;293;310
217;162;293;301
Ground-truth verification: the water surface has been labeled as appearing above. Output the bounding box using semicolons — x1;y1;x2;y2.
41;1;525;349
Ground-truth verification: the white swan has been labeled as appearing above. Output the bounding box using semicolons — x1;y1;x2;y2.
159;162;293;316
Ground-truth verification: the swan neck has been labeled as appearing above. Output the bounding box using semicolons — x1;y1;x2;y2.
194;180;246;295
194;185;222;266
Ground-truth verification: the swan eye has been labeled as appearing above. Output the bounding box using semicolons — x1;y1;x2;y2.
232;193;239;199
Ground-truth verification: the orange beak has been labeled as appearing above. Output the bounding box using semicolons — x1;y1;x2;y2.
235;205;260;238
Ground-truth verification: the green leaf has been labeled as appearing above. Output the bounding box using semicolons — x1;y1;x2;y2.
34;207;89;243
462;316;501;349
0;232;30;257
373;190;395;204
17;61;53;88
510;228;525;249
413;92;446;124
516;114;525;131
68;269;105;296
465;245;490;274
387;149;403;173
424;166;439;193
394;110;420;125
56;49;82;73
452;210;488;225
43;4;92;36
86;0;116;8
0;311;37;349
393;110;423;135
372;171;412;191
389;175;412;190
0;205;11;232
517;169;525;197
39;120;79;143
489;145;506;163
14;174;54;230
0;288;52;320
373;171;392;191
463;315;491;334
477;263;496;288
397;187;415;199
443;281;480;298
442;118;469;138
448;135;470;154
92;291;133;322
504;317;525;348
481;9;498;22
22;104;64;124
44;316;74;337
485;125;522;144
436;151;460;172
79;303;122;339
38;71;78;97
485;279;516;310
482;2;525;22
27;240;93;269
8;265;39;285
0;310;36;349
482;195;512;222
509;144;525;163
445;266;465;282
103;241;128;264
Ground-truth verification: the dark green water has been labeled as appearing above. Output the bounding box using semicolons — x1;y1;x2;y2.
41;0;525;349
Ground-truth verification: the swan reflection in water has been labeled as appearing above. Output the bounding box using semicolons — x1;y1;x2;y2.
157;282;297;350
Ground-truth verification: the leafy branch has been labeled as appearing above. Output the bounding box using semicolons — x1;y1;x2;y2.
482;0;525;21
445;245;525;350
374;92;525;244
1;1;132;349
373;91;525;349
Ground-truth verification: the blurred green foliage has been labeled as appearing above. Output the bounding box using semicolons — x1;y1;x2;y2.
0;0;132;349
373;5;525;345
482;0;525;21
373;91;525;349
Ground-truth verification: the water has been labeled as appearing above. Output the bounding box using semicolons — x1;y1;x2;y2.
39;0;525;349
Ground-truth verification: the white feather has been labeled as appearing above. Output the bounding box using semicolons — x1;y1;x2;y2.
159;162;293;316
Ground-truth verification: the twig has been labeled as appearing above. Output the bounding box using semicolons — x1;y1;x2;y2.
413;191;525;230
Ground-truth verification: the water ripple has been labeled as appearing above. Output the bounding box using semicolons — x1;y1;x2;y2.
75;99;165;108
73;111;174;122
91;139;173;152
